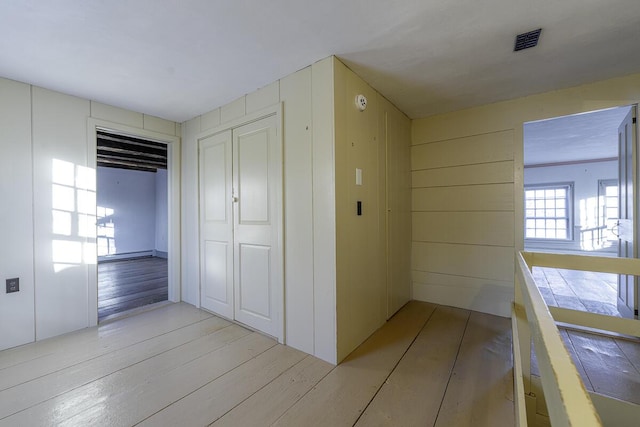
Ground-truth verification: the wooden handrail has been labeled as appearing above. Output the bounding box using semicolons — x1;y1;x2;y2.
524;251;640;276
515;251;602;426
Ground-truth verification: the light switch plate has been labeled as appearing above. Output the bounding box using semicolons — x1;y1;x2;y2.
356;168;363;186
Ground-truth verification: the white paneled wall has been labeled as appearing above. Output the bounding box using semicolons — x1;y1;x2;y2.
181;58;338;363
0;77;179;350
0;78;35;350
32;87;92;340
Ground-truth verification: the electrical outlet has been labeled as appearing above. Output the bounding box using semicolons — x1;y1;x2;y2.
6;278;19;293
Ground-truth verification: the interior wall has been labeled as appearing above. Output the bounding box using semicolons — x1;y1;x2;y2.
155;168;168;255
333;60;412;361
0;76;179;350
412;72;640;317
97;167;157;255
181;57;337;363
524;160;618;254
0;78;35;350
380;91;413;318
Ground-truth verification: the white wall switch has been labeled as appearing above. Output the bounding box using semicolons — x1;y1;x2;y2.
356;168;363;186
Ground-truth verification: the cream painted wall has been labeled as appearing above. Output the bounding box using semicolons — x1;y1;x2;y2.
182;56;411;364
333;60;412;361
0;77;179;350
412;72;640;318
181;58;338;363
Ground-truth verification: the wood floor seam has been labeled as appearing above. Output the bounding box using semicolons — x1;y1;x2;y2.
432;309;472;427
351;304;439;427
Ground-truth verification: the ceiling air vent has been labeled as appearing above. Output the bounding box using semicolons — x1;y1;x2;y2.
514;28;542;51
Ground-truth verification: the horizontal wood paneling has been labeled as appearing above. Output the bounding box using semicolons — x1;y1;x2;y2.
91;101;144;128
413;211;514;247
143;114;175;135
412;270;513;291
413;183;514;212
412;242;514;282
411;130;513;170
412;161;513;188
413;282;513;317
220;96;246;123
200;108;221;132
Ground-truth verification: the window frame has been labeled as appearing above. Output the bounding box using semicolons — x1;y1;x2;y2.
524;182;574;241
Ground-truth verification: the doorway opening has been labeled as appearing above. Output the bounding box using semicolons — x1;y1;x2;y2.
523;105;638;319
96;131;169;322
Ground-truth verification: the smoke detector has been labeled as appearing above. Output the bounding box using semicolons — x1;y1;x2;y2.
355;94;367;111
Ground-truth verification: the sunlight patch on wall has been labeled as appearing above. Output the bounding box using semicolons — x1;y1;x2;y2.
51;159;98;272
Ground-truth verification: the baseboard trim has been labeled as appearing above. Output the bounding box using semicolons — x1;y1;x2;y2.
154;250;168;259
98;250;154;263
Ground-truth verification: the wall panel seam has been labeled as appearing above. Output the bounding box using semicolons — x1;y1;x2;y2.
411;240;514;248
411;159;514;172
411;182;514;189
411;128;515;146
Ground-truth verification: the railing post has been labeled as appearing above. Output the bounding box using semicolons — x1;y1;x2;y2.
514;275;531;395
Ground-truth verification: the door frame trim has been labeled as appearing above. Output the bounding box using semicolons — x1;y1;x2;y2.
87;118;181;327
195;103;285;342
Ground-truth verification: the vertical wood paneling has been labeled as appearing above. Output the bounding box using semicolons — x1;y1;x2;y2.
334;59;386;362
246;81;280;114
181;116;201;306
379;94;412;318
281;67;315;355
311;57;337;363
0;78;35;351
32;87;92;340
220;97;246;123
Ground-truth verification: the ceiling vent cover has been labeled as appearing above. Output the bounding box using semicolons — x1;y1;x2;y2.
514;28;542;51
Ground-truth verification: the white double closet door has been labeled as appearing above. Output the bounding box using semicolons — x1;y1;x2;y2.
199;115;282;339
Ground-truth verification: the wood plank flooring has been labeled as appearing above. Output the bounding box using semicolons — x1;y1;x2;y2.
531;266;622;317
531;328;640;406
0;301;514;427
98;257;168;321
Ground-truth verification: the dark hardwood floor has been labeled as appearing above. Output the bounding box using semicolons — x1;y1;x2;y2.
98;257;168;321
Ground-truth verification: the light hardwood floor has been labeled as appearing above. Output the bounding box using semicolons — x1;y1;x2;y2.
0;301;514;427
532;266;622;317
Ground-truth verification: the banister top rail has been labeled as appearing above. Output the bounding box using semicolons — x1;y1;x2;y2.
516;251;602;427
524;251;640;276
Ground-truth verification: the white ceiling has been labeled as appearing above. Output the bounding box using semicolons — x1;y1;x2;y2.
1;1;640;123
524;106;632;166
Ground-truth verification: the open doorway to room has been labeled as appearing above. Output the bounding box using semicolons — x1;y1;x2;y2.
96;131;169;321
524;105;637;318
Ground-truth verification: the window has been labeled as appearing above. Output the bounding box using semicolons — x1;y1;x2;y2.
525;184;572;240
598;179;618;241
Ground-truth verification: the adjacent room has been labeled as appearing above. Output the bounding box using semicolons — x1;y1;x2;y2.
96;131;169;321
524;106;634;318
